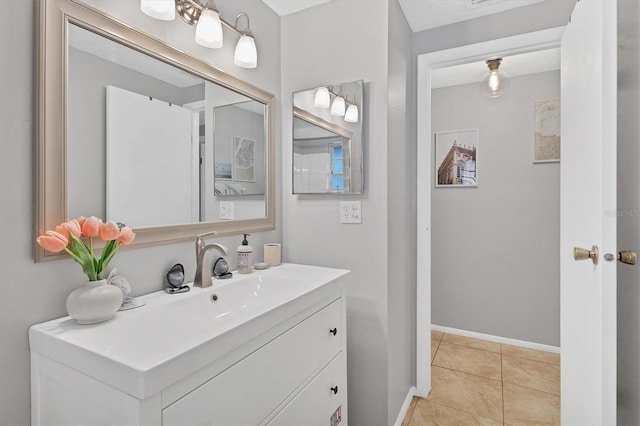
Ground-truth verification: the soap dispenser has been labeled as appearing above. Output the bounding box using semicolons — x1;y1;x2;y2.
237;233;253;274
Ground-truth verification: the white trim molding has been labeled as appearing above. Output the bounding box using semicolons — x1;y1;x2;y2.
431;325;560;354
393;386;417;426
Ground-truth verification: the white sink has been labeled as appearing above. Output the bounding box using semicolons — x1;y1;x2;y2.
29;263;349;399
206;274;301;319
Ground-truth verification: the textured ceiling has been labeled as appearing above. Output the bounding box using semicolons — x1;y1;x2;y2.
259;0;558;90
261;0;331;16
261;0;545;32
431;48;560;89
397;0;546;33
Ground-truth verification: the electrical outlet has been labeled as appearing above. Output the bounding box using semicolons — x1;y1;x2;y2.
219;201;234;220
340;201;362;224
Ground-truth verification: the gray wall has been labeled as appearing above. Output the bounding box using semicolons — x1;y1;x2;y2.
431;71;561;346
617;0;640;423
386;0;415;421
281;0;413;424
0;0;281;424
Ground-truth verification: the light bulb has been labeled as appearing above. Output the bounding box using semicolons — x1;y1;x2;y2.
344;104;359;122
195;8;223;48
234;34;257;68
488;71;500;91
314;87;330;108
331;96;346;116
141;0;175;20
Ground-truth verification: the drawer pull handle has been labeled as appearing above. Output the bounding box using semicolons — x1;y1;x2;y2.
329;328;337;336
331;386;339;395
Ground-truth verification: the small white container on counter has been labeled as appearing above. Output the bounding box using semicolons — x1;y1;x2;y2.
264;243;281;266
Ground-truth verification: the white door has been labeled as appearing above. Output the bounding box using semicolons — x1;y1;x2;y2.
560;0;617;424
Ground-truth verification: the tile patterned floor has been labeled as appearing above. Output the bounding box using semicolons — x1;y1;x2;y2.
403;332;560;426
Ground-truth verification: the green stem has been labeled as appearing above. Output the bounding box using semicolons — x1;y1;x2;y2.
67;233;98;281
64;247;84;264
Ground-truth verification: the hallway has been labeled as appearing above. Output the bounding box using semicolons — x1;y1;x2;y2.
403;332;560;425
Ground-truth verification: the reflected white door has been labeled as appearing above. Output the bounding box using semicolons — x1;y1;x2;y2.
106;85;198;228
560;0;617;423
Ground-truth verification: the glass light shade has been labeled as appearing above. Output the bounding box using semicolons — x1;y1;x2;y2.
195;8;223;48
480;69;510;98
344;104;359;122
314;87;331;108
234;35;257;68
331;96;346;116
141;0;175;20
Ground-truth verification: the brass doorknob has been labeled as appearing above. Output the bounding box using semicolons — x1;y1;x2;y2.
604;251;637;265
618;251;637;265
574;245;599;265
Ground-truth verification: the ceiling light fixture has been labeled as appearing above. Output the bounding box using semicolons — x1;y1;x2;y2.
140;0;258;68
480;58;510;98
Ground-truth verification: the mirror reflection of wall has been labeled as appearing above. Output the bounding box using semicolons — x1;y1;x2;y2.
212;102;266;197
293;115;352;193
292;80;364;194
66;23;267;228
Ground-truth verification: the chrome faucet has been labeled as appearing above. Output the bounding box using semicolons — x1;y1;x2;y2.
194;232;229;288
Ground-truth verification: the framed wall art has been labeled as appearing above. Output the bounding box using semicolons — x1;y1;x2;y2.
533;98;560;163
435;129;478;187
233;137;256;182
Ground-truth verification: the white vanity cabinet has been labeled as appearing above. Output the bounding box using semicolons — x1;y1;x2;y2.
29;264;348;426
162;299;345;425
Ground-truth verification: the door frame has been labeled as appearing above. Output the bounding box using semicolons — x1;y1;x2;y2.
415;26;567;397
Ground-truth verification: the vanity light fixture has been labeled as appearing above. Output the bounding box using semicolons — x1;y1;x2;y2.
140;0;258;68
314;87;331;108
480;58;510;98
140;0;175;20
344;102;359;123
233;14;257;68
330;95;346;117
313;86;359;123
194;4;223;48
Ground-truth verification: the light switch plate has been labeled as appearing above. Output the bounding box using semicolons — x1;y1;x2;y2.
220;201;234;220
340;201;362;224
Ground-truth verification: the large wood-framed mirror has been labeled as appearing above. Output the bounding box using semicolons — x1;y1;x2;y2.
35;0;275;261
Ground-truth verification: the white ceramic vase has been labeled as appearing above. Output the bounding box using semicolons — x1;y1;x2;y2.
66;279;123;325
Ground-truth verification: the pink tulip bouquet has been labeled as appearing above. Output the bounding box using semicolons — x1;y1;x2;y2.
37;216;136;281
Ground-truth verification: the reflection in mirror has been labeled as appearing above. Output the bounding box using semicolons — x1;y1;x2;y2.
67;23;266;229
293;109;353;193
292;80;363;194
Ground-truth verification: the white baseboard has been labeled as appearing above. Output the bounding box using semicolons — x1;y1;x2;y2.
431;325;560;354
393;386;417;426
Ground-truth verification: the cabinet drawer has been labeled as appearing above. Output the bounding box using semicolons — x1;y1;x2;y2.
162;298;342;425
268;352;346;426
